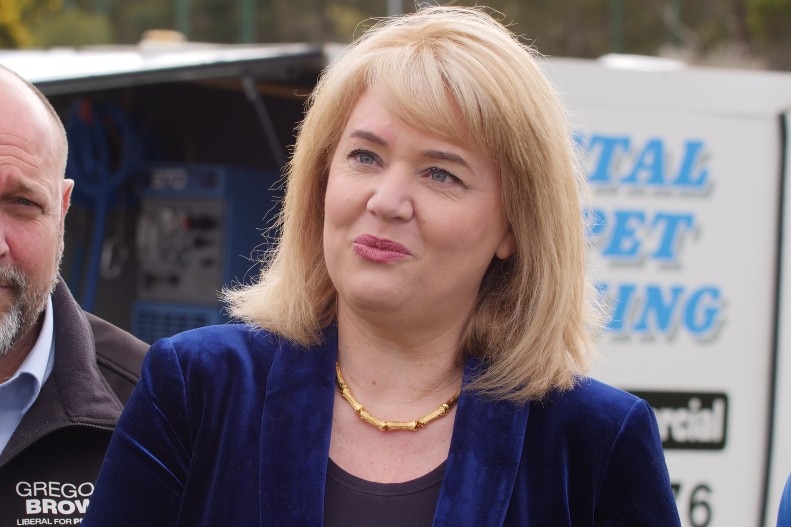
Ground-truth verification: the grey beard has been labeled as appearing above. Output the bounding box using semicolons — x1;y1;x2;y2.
0;266;49;357
0;303;23;356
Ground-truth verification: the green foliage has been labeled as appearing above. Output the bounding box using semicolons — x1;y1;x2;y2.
747;0;791;69
0;0;61;47
748;0;791;35
324;3;369;42
30;7;112;46
6;0;791;70
111;1;174;44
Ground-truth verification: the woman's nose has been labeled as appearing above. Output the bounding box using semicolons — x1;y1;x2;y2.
365;167;414;221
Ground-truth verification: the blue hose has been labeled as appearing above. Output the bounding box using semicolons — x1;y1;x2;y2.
65;99;138;311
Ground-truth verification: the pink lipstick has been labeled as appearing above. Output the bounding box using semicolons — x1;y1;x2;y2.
353;234;411;263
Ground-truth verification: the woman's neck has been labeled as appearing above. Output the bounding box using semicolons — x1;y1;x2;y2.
335;307;464;407
330;306;464;483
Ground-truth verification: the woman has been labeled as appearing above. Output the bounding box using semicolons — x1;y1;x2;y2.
83;6;681;526
780;473;791;526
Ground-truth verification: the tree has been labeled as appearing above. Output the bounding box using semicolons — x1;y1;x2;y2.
0;0;61;47
747;0;791;70
30;7;113;47
7;0;791;72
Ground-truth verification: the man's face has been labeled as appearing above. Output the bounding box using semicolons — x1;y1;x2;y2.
0;72;71;355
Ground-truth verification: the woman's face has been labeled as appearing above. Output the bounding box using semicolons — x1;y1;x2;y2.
323;88;514;330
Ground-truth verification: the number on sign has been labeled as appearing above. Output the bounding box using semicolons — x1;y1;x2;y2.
672;481;713;527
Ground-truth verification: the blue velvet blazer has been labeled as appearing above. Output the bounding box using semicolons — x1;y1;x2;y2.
83;324;681;526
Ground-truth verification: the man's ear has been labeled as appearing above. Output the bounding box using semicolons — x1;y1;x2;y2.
61;179;74;216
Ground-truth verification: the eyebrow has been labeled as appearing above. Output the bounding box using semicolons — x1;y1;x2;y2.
349;129;386;146
0;170;46;195
348;129;471;169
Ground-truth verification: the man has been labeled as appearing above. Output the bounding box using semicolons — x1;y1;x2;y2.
0;65;148;525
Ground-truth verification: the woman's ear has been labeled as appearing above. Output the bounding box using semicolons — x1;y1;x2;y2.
495;228;516;260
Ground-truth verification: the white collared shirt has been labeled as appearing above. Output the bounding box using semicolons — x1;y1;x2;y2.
0;297;55;454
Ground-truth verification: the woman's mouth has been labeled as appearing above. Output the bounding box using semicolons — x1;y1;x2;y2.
353;234;412;263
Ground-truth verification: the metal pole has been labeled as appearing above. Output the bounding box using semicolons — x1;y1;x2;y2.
387;0;403;16
241;75;286;168
610;0;623;53
671;0;682;46
176;0;191;39
240;0;256;43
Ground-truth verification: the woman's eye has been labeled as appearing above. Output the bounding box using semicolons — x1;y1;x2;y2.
350;150;378;165
428;168;459;184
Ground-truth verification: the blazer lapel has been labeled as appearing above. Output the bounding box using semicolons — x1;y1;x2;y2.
433;358;531;527
259;329;338;526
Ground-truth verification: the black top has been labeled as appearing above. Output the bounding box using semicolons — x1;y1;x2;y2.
324;458;445;527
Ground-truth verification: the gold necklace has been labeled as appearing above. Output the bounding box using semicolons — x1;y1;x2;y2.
335;361;461;432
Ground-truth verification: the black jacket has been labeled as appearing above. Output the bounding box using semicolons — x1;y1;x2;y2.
0;279;148;526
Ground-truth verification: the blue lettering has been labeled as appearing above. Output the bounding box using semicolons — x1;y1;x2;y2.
584;207;607;239
602;210;645;260
633;285;685;334
673;140;710;190
598;282;724;338
598;282;637;333
579;134;710;191
586;135;631;185
684;287;722;335
651;212;695;262
591;208;696;263
622;138;665;187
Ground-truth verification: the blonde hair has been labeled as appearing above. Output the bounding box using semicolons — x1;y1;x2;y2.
224;6;601;402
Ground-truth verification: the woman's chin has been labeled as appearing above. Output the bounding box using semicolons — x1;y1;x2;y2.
343;291;408;314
